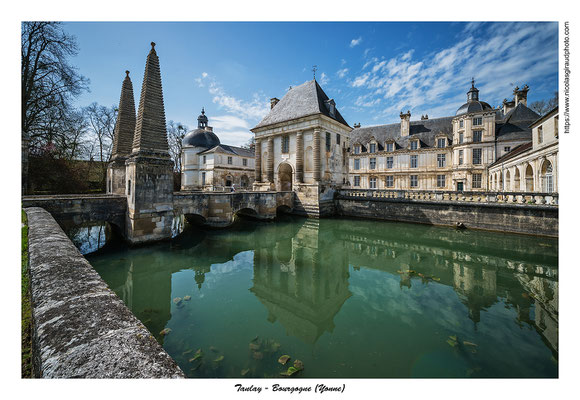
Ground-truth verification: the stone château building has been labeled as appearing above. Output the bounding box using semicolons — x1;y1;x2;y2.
181;109;255;191
348;81;543;192
251;79;351;215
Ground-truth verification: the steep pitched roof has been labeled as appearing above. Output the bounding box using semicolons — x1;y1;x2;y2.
198;144;254;158
495;102;540;142
253;79;350;130
350;116;455;150
111;71;136;159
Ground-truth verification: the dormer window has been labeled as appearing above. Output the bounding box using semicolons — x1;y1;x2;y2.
369;143;376;153
325;99;336;118
437;138;446;148
386;142;394;152
410;140;419;150
354;144;361;154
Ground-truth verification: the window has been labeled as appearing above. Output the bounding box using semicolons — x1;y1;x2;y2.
459;119;464;128
538;125;543;144
473;117;482;126
369;177;377;189
386;176;394;187
504;146;511;153
354;145;360;154
386;156;393;169
127;180;131;196
410;155;418;168
354;159;360;170
203;155;206;164
336;133;340;145
369;143;376;153
459;150;464;165
370;157;376;169
437;154;446;168
227;156;233;165
437;138;446;148
354;176;360;186
473;130;482;142
472;173;482;189
459;133;464;144
243;158;248;167
326;132;331;151
472;148;482;165
386;142;394;152
410;175;418;187
410;140;418;150
201;172;206;186
437;175;446;188
282;135;290;153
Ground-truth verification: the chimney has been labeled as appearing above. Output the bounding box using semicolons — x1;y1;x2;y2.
421;114;428;120
353;123;361;128
503;98;515;115
400;110;411;137
513;84;529;107
270;97;280;109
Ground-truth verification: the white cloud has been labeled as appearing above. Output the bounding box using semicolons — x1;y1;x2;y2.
336;68;349;79
341;58;347;66
350;36;362;48
351;72;370;87
319;72;329;85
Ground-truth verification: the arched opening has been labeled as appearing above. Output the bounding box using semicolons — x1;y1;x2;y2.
541;160;554;193
505;170;511;191
499;172;503;191
276;204;292;215
185;213;207;226
490;174;495;191
514;168;521;191
61;220;123;255
525;164;534;192
240;175;249;189
225;175;233;188
278;162;293;191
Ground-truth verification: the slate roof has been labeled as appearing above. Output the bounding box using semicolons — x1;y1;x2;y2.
182;128;221;148
494;103;540;142
489;142;532;168
253;79;350;130
350;116;455;151
198;144;254;158
456;100;493;116
111;71;136;159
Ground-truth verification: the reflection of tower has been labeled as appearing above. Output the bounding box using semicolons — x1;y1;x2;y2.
193;265;211;290
250;219;351;344
453;263;497;326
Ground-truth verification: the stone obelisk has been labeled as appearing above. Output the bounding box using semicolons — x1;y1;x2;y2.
125;42;174;244
107;70;136;195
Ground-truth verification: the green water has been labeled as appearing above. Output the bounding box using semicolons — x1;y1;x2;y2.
86;216;558;378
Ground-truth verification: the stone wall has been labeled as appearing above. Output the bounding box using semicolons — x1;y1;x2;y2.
335;191;558;237
24;207;184;378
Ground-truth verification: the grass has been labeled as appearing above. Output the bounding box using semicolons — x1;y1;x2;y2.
22;209;33;378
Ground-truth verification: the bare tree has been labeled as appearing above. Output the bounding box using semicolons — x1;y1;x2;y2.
167;120;188;172
241;136;255;150
84;103;117;189
529;91;558;116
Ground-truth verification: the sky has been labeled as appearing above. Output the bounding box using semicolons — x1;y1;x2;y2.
64;21;559;147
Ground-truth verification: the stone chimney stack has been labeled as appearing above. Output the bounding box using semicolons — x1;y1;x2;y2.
353;123;361;128
400;110;411;137
421;114;428;120
513;84;529;107
270;98;280;109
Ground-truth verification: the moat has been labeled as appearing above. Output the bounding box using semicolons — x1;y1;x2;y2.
78;216;558;378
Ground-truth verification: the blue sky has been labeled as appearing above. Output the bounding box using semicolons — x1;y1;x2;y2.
65;21;558;146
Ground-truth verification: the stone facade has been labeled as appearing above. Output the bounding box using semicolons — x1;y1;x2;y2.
488;107;558;193
349;82;540;192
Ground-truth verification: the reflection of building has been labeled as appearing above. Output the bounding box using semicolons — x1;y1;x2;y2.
181;109;255;190
488;107;558;193
452;264;497;325
250;219;352;344
348;82;541;191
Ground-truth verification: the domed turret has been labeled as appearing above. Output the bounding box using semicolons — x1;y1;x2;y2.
456;79;493;116
182;108;221;148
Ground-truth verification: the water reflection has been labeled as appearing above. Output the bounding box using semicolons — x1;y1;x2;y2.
87;215;558;377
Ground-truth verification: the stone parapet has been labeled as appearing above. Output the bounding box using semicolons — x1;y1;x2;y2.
24;207;185;378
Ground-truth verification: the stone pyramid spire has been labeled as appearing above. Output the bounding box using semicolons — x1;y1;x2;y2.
132;42;169;155
111;70;136;160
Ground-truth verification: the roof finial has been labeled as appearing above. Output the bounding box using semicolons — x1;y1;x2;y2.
201;107;205;115
125;70;130;77
471;77;475;88
312;65;318;80
151;42;156;49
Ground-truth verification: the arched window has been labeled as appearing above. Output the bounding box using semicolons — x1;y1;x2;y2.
541;160;554;193
525;164;534;192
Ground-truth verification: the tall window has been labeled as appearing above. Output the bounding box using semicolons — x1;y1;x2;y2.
386;142;394;152
243;158;248;167
458;150;464;165
459;133;464;144
538;125;543;144
336;133;340;145
203;155;206;164
437;138;446;148
473;130;482;142
437;174;446;188
386;176;394;187
127;180;131;196
369;143;376;153
459;119;464;128
369;177;377;189
410;175;418;187
201;172;206;186
410;155;418;168
473;117;482;126
472;173;482;189
472;148;482;165
370;157;376;169
410;140;418;150
282;135;290;153
326;132;331;151
386;156;393;169
354;176;360;186
227;156;233;165
354;145;360;154
354;159;360;170
437;154;446;168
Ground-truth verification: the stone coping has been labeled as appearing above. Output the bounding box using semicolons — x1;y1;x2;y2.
24;207;185;378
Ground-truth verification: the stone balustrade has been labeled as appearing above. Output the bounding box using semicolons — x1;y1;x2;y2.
338;189;558;206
